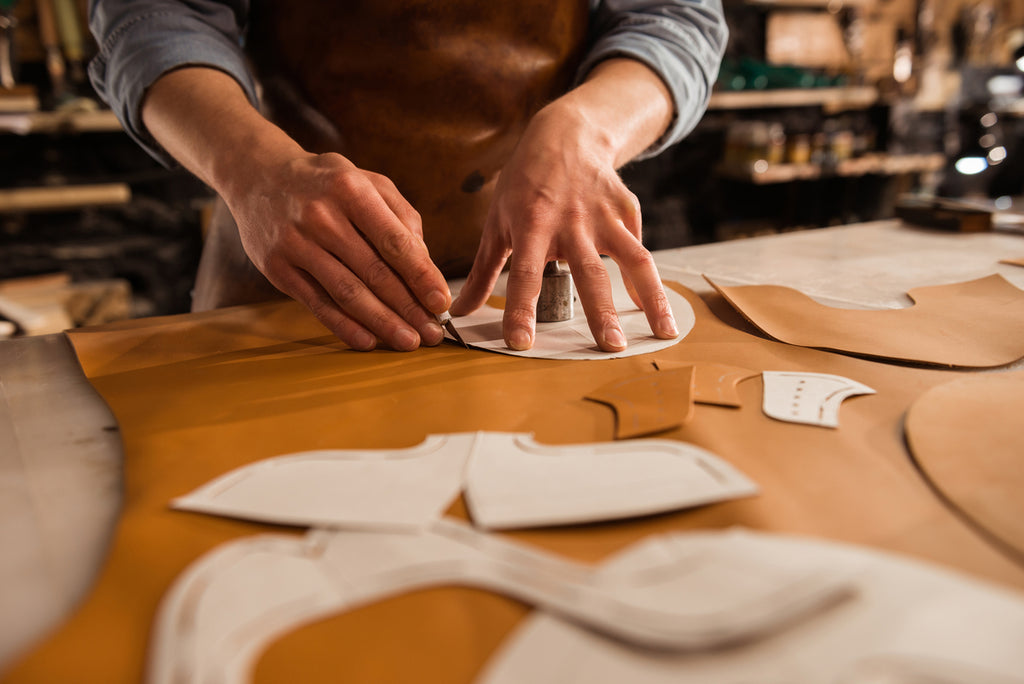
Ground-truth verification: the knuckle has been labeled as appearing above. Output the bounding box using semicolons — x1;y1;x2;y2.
305;297;336;325
650;290;672;316
592;306;620;330
362;257;397;290
503;300;536;327
299;200;332;229
577;257;608;281
328;167;366;198
622;242;655;269
326;273;363;306
508;259;543;282
378;228;415;260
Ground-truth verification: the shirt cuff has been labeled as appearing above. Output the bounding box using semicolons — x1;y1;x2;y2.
576;11;727;160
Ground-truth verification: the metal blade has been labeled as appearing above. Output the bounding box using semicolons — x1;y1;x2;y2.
437;311;468;348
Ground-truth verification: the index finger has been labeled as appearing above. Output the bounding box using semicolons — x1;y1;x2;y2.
340;173;451;315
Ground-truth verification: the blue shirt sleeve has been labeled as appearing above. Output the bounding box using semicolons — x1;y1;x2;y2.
582;0;728;159
87;0;257;166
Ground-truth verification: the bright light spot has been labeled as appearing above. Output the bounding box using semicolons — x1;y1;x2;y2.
1018;55;1024;72
753;159;769;173
955;157;988;175
893;49;913;83
979;133;996;148
980;112;998;127
988;146;1007;164
995;196;1012;210
987;75;1023;97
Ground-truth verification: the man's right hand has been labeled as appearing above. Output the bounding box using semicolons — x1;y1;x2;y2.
142;67;450;351
226;151;450;351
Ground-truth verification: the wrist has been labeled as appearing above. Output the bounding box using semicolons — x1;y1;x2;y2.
212;120;306;204
551;58;674;168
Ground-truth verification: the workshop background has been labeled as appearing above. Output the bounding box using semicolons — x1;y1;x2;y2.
2;0;1023;334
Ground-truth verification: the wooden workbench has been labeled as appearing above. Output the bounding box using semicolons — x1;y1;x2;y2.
2;219;1023;676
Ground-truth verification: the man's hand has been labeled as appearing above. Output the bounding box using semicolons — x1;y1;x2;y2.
226;152;449;351
450;59;679;352
142;67;451;351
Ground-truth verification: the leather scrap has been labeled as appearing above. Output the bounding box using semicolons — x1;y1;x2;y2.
905;370;1024;561
707;274;1024;368
653;359;758;408
584;367;695;439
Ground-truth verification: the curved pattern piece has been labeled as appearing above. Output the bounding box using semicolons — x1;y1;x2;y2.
447;280;694;360
149;523;852;684
173;432;757;533
905;371;1024;560
584;367;695;439
463;433;757;530
478;530;1024;684
761;371;875;428
172;434;473;530
708;274;1024;368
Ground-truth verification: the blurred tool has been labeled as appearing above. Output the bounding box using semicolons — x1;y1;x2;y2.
52;0;85;85
35;0;66;97
895;196;993;233
537;261;573;322
0;0;17;89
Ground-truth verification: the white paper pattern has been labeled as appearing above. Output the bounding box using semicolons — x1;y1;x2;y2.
173;432;757;532
761;371;876;428
463;433;757;529
172;434;475;530
448;281;694;360
477;529;1024;684
147;522;854;684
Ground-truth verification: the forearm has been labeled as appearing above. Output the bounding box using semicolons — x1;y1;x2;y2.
140;66;304;200
88;0;256;165
580;0;728;157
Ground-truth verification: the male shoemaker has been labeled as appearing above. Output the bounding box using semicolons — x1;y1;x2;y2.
88;1;726;352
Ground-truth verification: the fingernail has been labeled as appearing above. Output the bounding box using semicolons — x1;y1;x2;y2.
508;328;532;351
604;327;626;350
426;289;449;314
422;321;444;346
395;328;419;351
661;313;678;338
350;330;377;351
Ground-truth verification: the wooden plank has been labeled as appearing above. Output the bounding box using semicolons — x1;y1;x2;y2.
0;183;131;212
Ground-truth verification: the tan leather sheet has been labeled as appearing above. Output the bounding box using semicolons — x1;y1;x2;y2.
708;274;1024;368
8;284;1024;684
905;371;1024;561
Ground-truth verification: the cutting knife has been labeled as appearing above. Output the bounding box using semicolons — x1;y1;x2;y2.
437;311;467;348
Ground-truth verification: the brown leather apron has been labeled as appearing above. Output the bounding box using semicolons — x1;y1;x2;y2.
194;0;590;310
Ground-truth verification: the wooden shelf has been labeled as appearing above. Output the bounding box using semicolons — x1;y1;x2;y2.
0;182;132;213
708;86;880;112
717;153;946;184
0;109;122;135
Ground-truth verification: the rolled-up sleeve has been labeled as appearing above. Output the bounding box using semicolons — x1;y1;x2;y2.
87;0;257;165
582;0;728;159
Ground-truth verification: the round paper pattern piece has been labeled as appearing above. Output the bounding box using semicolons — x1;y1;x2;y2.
449;281;694;360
